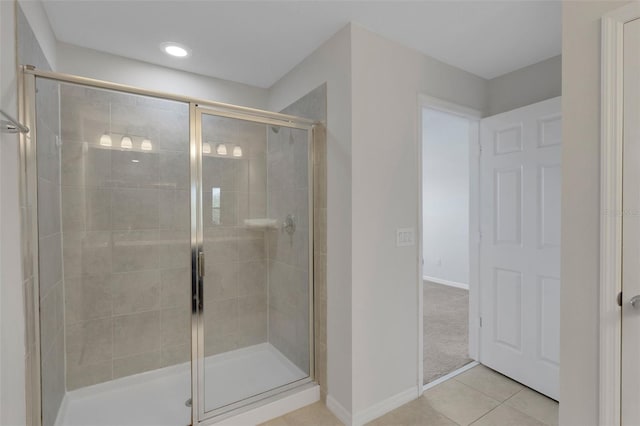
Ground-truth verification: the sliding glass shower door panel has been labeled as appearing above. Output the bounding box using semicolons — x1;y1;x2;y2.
196;111;313;417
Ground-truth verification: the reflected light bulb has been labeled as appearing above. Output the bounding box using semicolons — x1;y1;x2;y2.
99;133;112;147
141;139;153;151
120;136;133;149
232;146;243;157
203;143;211;154
216;143;227;156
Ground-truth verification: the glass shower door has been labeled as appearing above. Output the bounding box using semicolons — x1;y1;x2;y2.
194;109;314;419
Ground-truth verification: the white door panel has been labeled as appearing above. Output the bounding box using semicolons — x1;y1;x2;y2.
622;17;640;426
480;97;561;400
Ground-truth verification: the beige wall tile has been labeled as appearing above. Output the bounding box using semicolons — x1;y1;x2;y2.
157;229;190;270
110;150;159;189
39;233;63;296
159;151;190;190
112;270;160;316
161;307;190;347
65;274;112;325
111;188;159;230
160;267;191;309
113;351;163;379
113;311;161;358
66;360;112;390
66;318;113;368
204;260;238;301
61;142;112;188
204;227;238;264
204;299;238;339
161;343;190;367
63;231;112;278
158;189;190;231
238;260;266;297
111;230;158;272
38;178;61;237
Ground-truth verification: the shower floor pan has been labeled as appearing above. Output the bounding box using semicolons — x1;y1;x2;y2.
55;343;307;426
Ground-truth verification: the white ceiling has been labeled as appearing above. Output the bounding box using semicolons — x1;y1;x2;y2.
42;1;561;88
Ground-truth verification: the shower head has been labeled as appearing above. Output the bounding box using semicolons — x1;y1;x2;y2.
271;126;280;134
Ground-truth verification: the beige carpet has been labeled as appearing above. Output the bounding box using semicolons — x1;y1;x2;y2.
423;280;472;384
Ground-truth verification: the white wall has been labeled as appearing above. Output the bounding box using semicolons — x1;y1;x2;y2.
268;25;353;416
0;0;27;424
18;0;57;69
350;24;486;421
487;55;562;117
560;2;629;425
56;43;268;109
422;108;470;286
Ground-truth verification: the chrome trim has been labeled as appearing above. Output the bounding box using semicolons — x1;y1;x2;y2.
23;66;317;127
190;101;200;426
201;377;314;421
308;125;316;382
21;69;42;426
195;106;314;131
198;381;318;426
1;108;30;133
194;108;206;423
195;110;317;424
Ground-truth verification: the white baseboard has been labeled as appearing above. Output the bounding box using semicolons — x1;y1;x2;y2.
327;394;352;426
423;276;469;290
352;387;418;426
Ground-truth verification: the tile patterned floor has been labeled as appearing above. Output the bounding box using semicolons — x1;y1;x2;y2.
260;365;559;426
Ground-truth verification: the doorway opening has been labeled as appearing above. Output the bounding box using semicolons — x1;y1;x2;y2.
421;105;479;386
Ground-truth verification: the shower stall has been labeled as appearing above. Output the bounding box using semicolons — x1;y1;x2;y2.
22;67;319;426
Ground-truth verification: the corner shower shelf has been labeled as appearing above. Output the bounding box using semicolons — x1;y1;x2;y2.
243;218;279;229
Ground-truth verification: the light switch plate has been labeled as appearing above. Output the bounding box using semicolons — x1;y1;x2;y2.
396;228;415;247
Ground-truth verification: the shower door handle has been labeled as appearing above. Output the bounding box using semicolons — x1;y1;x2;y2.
198;252;205;278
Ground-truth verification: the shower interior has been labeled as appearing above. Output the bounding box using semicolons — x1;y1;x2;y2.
32;76;315;426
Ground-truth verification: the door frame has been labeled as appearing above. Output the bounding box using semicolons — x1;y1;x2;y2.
601;4;640;425
417;94;482;393
191;105;316;424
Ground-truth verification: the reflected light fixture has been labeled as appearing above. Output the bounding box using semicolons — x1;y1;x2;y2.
99;133;112;147
141;138;153;151
161;42;190;58
232;146;243;157
216;143;227;156
203;142;211;154
120;136;133;149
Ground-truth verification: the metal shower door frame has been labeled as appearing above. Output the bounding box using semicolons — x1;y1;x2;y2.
192;105;316;425
20;66;317;426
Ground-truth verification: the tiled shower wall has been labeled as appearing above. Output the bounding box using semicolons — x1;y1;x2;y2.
18;5;66;425
269;85;327;395
200;116;270;356
35;79;66;426
59;86;192;389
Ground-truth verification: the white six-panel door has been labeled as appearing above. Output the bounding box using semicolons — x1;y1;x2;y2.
479;97;561;400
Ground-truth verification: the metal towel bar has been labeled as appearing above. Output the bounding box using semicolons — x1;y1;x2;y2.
1;109;29;134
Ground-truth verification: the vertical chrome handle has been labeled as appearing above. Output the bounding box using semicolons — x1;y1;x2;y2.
631;295;640;308
198;251;205;278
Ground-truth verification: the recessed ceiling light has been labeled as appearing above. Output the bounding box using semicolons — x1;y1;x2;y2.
161;42;190;58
